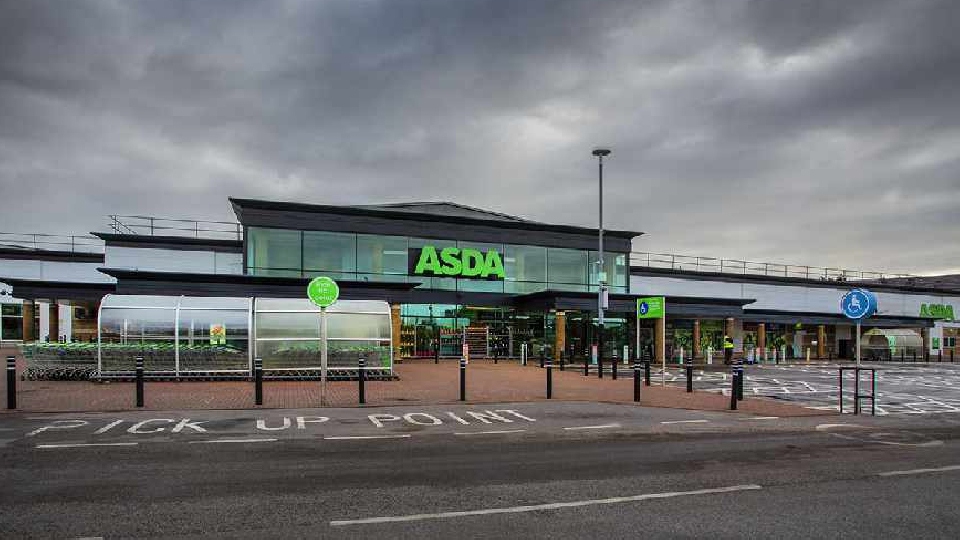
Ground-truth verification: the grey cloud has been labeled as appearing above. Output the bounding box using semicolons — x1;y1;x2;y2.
0;0;958;275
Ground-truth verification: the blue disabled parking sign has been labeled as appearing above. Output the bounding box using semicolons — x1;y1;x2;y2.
840;289;877;320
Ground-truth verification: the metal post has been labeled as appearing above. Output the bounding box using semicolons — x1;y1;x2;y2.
736;366;744;401
559;351;565;371
939;349;942;363
434;331;440;365
952;349;955;363
901;348;905;363
459;358;466;401
644;360;651;386
871;369;876;416
358;357;366;405
686;363;693;393
546;360;553;399
730;370;738;411
320;306;328;407
912;349;916;363
838;368;844;414
540;348;545;369
597;324;604;380
633;361;641;402
254;357;263;406
612;347;618;380
6;356;15;410
584;348;589;376
135;356;144;408
856;321;861;367
854;368;860;415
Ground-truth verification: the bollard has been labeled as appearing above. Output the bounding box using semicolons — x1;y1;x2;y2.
135;356;144;408
938;349;942;363
952;349;955;363
435;336;440;365
900;348;905;363
633;361;642;402
644;360;651;386
912;349;916;363
730;370;738;411
540;350;545;369
459;358;466;401
559;351;565;372
254;357;263;406
6;356;15;410
686;363;693;393
584;351;589;376
358;357;366;405
546;360;553;399
612;351;618;381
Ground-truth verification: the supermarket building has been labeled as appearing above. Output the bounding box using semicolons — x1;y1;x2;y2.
1;197;958;371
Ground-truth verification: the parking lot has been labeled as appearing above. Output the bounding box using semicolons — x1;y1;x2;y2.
666;364;960;415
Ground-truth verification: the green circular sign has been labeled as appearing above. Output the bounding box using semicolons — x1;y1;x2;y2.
307;276;340;308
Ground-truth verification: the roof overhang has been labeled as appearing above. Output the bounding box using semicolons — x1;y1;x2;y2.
0;247;103;264
742;309;937;328
91;233;242;253
512;291;754;318
0;277;115;301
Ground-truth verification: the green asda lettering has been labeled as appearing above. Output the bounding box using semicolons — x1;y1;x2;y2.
411;246;505;280
920;304;955;321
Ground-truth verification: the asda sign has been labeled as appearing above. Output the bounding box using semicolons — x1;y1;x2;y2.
408;246;505;280
920;303;955;321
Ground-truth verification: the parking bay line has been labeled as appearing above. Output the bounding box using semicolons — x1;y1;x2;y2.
189;438;278;444
454;429;527;436
877;465;960;477
330;484;763;526
660;420;709;425
563;423;621;431
36;442;139;449
324;434;412;440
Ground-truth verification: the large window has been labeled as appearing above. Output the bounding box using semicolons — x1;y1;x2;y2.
1;303;23;341
245;227;627;293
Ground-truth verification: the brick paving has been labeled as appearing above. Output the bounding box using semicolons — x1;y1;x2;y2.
0;347;828;416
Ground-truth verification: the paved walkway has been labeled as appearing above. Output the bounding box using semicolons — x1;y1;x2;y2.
1;351;827;415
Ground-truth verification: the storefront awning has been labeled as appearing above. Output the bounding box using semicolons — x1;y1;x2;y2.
741;309;936;328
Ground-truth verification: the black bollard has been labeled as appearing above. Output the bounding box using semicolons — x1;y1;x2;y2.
730;370;738;410
358;357;366;405
254;357;263;406
644;360;651;387
633;361;641;402
686;363;693;393
540;349;545;369
135;356;144;408
912;349;916;363
459;358;466;401
435;337;440;365
546;360;553;399
900;348;905;363
559;351;565;372
952;349;955;363
612;351;618;381
6;356;15;410
938;349;942;363
584;352;590;376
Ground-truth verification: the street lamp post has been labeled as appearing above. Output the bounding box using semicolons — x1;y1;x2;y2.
592;148;611;379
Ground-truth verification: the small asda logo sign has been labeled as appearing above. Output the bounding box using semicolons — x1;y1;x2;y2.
408;246;505;280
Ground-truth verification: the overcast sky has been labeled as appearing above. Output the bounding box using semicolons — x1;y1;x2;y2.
1;0;958;275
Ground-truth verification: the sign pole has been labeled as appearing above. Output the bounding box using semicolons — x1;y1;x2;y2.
321;306;327;406
856;320;861;368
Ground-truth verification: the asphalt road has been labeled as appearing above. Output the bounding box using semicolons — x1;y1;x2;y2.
2;402;960;538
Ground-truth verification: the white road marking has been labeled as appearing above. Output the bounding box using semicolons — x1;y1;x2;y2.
660;420;709;425
877;465;960;477
743;417;780;420
188;438;278;444
330;484;763;526
454;429;527;436
815;423;861;431
324;434;412;440
563;423;621;431
36;442;138;449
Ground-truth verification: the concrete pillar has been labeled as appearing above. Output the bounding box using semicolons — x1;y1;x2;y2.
48;301;60;343
921;327;929;360
817;325;826;359
390;304;402;361
22;300;35;343
758;323;767;353
554;311;566;361
693;319;701;358
655;317;665;362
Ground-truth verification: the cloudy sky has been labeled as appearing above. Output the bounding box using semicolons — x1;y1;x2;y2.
1;0;958;275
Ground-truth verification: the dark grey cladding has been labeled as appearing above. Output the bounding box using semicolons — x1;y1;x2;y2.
230;197;641;252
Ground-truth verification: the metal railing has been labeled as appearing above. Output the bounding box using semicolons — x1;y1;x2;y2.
0;232;104;254
108;215;242;241
630;251;915;282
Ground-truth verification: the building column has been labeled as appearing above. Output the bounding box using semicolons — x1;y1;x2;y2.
554;311;566;361
921;327;930;361
48;301;60;343
817;325;826;359
758;323;767;355
655;317;665;362
692;320;701;358
22;300;35;343
390;304;402;362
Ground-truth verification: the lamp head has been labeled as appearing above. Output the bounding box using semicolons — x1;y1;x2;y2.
592;148;611;157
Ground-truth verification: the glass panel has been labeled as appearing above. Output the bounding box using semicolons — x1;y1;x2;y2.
327;300;391;315
256;339;320;369
327;313;391;339
2;304;22;316
99;307;176;371
547;248;588;286
357;234;408;276
179;296;250;310
505;281;547;294
588;251;627;286
255;312;321;339
100;295;179;309
506;244;547;285
328;339;391;368
458;279;505;293
178;309;249;371
247;227;301;274
303;231;356;274
2;316;23;340
255;298;318;312
409;237;456;289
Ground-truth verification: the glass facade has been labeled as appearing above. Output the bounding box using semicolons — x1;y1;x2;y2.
246;227;629;294
1;303;23;341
